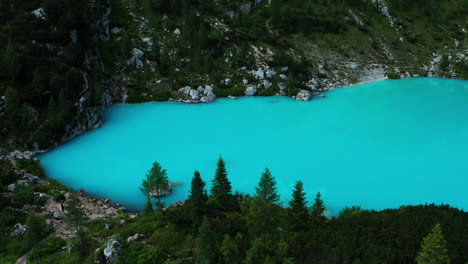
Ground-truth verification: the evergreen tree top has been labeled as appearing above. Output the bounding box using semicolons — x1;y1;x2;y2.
211;156;232;196
417;223;451;264
255;168;279;204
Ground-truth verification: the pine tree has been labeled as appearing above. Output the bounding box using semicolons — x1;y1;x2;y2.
5;87;20;130
311;192;326;225
187;170;207;227
246;169;280;235
142;198;153;214
220;234;241;264
31;69;44;103
64;195;87;247
195;217;217;263
197;24;209;50
3;39;19;80
416;223;451;264
210;156;232;210
24;214;47;248
288;181;309;231
140;162;169;209
47;96;56;117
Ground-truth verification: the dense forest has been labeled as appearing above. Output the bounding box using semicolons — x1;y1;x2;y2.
0;157;467;263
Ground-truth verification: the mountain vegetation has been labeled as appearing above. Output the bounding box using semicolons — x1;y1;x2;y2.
0;0;466;151
1;156;467;263
0;0;467;263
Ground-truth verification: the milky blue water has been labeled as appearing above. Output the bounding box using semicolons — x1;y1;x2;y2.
38;78;468;215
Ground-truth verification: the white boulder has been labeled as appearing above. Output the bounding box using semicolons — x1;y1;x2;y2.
245;86;257;96
295;90;313;101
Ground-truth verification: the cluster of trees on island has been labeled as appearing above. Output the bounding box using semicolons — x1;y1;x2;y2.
133;157;462;264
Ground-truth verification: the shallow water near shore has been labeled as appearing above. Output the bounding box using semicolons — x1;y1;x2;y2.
38;78;468;214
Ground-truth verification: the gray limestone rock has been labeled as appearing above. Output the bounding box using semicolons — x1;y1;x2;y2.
295;90;313;101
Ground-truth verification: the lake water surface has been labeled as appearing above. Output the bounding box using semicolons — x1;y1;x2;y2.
38;78;468;214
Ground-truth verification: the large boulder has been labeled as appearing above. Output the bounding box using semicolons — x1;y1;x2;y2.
126;57;143;69
131;48;144;59
189;89;200;100
102;238;122;264
7;184;17;192
200;85;216;103
295;90;313;101
126;48;144;68
245;86;257;96
23;173;40;183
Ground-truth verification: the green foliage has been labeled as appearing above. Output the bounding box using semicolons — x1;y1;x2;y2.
311;192;326;225
245;169;281;236
387;72;401;79
142;198;154;214
287;181;309;231
140;161;169;209
13;186;46;207
416;223;450;264
64;194;87;233
195;217;217;263
220;234;242;264
187;170;207;227
0;160;16;187
209;156;233;210
29;237;66;262
24;214;50;248
114;242;167;264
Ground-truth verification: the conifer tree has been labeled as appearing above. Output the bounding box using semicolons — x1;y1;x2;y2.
3;39;19;80
288;181;309;231
416;223;451;264
31;69;44;103
5;87;20;130
197;24;209;50
311;192;326;225
24;214;47;248
142;198;153;214
140;162;169;209
187;170;207;227
210;156;232;210
64;195;87;247
220;234;241;264
246;169;280;235
195;217;217;263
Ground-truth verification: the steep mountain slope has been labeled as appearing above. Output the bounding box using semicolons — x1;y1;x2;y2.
0;0;466;150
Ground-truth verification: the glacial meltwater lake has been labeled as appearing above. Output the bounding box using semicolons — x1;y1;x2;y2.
38;78;468;214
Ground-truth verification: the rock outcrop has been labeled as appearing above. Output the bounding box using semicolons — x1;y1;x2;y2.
177;85;216;103
126;48;144;69
294;90;313;101
245;86;257;96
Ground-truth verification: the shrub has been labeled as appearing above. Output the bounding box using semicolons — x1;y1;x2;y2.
12;186;35;207
28;237;66;261
386;72;401;79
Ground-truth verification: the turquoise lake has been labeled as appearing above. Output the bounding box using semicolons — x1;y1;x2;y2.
38;78;468;215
